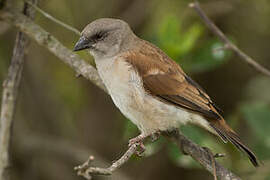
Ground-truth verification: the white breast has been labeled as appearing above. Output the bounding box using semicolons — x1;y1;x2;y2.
95;56;213;135
95;57;143;126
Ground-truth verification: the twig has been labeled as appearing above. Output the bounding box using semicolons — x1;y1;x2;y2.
166;130;241;180
75;130;239;180
0;1;37;179
203;147;218;180
189;1;270;77
0;9;106;92
213;157;218;180
24;0;81;36
74;143;138;179
0;8;241;180
14;133;133;180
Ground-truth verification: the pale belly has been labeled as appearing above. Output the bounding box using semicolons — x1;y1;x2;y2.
96;58;211;135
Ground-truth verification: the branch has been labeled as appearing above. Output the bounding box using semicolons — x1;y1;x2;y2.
0;1;37;179
74;143;138;179
0;9;106;92
74;130;240;180
0;8;241;180
166;130;241;180
14;133;133;180
189;1;270;77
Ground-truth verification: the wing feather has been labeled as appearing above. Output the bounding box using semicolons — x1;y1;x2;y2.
122;40;221;120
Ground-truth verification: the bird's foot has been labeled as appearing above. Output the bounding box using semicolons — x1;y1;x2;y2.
128;134;148;156
150;131;161;142
128;131;161;156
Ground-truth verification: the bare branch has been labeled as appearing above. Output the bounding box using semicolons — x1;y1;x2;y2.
0;1;37;179
14;133;133;180
74;130;241;180
0;9;106;92
189;1;270;77
166;130;241;180
0;8;242;180
74;143;138;179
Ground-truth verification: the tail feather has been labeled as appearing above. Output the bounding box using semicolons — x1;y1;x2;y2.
210;121;259;167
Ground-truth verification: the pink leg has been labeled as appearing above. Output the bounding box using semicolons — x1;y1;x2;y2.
128;134;148;156
128;131;161;156
128;134;147;146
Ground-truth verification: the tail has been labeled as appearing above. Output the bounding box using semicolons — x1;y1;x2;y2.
210;120;259;167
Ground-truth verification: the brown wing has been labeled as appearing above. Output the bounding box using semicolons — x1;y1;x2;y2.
144;73;221;120
123;40;222;120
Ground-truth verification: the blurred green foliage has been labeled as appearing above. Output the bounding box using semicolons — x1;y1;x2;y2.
241;102;270;158
148;14;232;73
155;15;203;58
239;76;270;162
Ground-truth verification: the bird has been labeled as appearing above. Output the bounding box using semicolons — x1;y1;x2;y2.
74;18;259;167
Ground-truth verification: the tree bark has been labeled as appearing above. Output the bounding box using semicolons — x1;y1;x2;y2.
0;1;37;179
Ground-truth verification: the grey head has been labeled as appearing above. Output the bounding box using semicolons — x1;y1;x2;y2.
74;18;136;59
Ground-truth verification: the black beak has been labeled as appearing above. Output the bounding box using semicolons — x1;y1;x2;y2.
73;36;92;51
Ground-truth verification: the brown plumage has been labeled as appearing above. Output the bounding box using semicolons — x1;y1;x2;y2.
122;39;259;167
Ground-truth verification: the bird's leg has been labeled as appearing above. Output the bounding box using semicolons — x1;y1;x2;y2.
128;131;161;156
128;134;147;156
128;134;146;146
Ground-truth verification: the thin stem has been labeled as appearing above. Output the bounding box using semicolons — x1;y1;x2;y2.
189;1;270;77
74;143;138;179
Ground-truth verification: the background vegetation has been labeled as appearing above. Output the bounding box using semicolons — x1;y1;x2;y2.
1;0;270;179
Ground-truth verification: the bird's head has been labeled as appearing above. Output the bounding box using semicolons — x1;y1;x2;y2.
74;18;135;59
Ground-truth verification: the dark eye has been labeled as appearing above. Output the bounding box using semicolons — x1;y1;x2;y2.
92;31;107;42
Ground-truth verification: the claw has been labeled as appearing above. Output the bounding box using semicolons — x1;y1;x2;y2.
128;134;147;156
135;142;146;156
151;131;161;142
128;132;161;156
128;134;145;147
